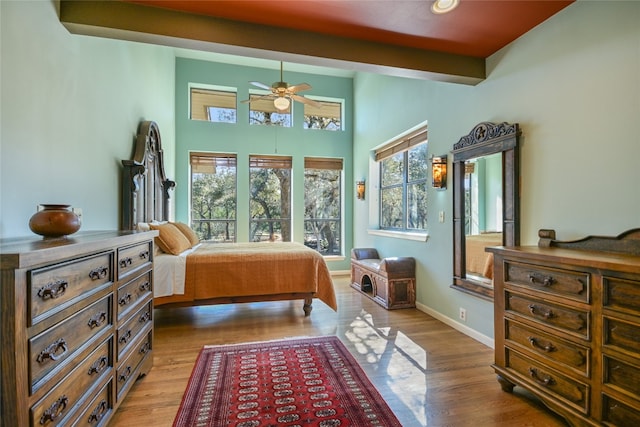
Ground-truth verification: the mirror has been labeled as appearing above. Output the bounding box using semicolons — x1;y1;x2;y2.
451;122;521;300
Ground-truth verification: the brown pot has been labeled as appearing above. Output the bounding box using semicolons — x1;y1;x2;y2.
29;204;81;238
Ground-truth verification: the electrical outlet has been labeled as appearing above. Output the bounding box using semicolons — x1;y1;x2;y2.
459;307;467;322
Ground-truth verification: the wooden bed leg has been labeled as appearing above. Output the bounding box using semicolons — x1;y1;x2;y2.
303;297;313;316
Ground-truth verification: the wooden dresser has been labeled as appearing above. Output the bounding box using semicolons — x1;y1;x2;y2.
1;230;157;427
488;229;640;426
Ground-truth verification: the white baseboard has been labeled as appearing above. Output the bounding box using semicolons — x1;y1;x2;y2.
330;270;351;277
415;301;495;349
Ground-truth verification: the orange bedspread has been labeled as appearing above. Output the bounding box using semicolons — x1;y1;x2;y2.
465;233;502;279
183;242;337;311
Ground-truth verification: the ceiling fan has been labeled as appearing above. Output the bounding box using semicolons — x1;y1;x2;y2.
243;62;321;111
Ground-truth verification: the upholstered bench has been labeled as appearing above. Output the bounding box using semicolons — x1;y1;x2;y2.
350;248;416;309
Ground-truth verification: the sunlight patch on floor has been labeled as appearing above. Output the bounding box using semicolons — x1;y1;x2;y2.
345;310;427;425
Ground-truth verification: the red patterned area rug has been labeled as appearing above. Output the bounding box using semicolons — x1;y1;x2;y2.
173;336;402;426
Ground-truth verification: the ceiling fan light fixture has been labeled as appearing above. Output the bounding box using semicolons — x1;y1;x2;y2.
431;0;459;14
273;96;290;111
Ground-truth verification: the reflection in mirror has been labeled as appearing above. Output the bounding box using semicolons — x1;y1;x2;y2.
464;153;502;286
451;122;521;300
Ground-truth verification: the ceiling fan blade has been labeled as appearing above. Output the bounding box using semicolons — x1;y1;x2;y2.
250;81;272;90
287;83;312;93
291;94;322;108
241;93;276;103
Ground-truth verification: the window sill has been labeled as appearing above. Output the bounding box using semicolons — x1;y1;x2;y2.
323;255;346;262
367;229;429;242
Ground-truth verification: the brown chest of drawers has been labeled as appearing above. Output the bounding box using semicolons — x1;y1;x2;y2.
1;230;157;427
488;229;640;427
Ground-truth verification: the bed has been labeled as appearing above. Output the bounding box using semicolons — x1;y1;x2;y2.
121;121;337;315
465;232;502;281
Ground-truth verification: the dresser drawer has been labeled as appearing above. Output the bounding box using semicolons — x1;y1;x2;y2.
30;252;113;325
603;316;640;354
603;355;640;397
506;349;589;413
117;241;152;280
30;338;112;426
116;331;152;399
505;319;589;375
30;295;112;390
116;301;153;360
603;276;640;317
602;394;640;426
506;292;590;339
505;261;590;303
72;379;113;427
117;271;152;321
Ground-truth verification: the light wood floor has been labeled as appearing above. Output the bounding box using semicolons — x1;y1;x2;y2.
110;276;567;426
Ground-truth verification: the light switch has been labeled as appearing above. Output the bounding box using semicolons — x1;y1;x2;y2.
439;211;445;223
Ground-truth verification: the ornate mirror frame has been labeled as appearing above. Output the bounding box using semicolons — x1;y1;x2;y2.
451;122;521;300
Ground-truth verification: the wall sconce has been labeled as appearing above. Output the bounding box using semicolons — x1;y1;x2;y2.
431;155;447;189
356;180;366;200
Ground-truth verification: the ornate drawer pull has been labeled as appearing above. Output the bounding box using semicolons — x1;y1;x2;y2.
39;395;69;425
119;366;132;383
528;304;554;319
119;293;132;306
139;281;151;292
528;336;556;353
37;338;68;364
88;266;108;280
88;355;109;375
87;400;108;424
528;367;556;386
88;311;107;329
139;311;151;323
119;257;133;268
139;341;151;354
119;330;132;344
527;272;554;287
139;250;150;260
37;280;68;300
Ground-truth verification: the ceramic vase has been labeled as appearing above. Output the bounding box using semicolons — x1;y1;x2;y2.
29;204;81;238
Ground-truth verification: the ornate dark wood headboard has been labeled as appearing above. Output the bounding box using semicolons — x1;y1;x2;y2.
121;121;175;230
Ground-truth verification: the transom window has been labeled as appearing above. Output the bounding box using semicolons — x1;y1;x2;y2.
304;157;343;255
190;152;237;242
304;99;343;131
248;93;292;127
189;85;237;123
377;126;428;231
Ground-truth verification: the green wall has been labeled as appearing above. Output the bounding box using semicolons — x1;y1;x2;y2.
0;0;175;238
173;59;354;271
352;0;640;342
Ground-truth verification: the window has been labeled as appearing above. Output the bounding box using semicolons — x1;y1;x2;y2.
377;126;428;231
248;93;292;127
190;86;237;123
249;155;292;241
303;99;343;131
304;158;343;255
190;153;237;242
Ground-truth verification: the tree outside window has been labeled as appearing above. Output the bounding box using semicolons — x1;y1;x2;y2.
249;156;292;241
380;143;428;230
190;153;237;242
304;158;342;255
248;94;292;127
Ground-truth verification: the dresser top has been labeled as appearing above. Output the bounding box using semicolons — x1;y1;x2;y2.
487;245;640;275
0;230;157;270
